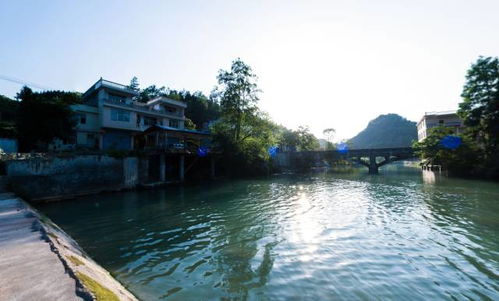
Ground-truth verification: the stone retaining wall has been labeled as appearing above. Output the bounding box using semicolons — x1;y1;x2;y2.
4;155;145;202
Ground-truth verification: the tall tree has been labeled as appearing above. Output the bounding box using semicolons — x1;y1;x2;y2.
128;76;140;91
212;58;260;142
16;86;80;152
458;56;499;157
323;128;336;143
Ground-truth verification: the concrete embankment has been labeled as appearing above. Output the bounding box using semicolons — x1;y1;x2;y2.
0;193;138;301
3;155;148;202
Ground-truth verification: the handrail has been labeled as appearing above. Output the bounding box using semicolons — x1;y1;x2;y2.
103;99;183;118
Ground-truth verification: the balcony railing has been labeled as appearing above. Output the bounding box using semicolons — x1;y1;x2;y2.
103;98;183;118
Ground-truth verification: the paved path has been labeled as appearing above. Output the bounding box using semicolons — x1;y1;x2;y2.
0;193;84;301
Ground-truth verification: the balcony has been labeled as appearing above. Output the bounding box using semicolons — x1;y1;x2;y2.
102;98;183;118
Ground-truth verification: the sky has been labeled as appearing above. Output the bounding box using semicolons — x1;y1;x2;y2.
1;0;498;141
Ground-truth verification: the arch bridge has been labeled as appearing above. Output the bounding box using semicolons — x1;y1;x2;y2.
276;147;415;174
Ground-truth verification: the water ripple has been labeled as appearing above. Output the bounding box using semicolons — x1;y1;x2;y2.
39;169;499;300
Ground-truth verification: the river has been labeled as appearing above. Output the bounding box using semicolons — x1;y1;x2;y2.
38;167;499;300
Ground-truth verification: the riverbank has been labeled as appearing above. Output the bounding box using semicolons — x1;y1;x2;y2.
0;193;138;301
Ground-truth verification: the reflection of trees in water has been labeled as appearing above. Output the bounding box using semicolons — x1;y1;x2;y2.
208;181;295;299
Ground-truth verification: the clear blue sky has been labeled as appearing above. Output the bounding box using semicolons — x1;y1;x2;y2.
1;0;498;140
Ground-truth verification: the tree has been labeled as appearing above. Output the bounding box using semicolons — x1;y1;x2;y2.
128;76;140;91
16;86;80;152
138;85;167;103
212;58;260;142
0;94;19;137
413;127;477;176
295;126;320;151
458;56;499;158
278;127;299;151
209;59;285;176
184;118;196;130
323;128;336;150
180;91;220;130
211;111;279;176
323;128;336;143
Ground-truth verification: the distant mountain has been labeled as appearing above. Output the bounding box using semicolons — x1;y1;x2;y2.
348;114;417;149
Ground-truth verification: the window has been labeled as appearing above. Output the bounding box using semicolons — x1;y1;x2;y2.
111;109;130;122
77;113;86;124
109;93;126;103
439;119;444;124
144;116;157;126
169;119;179;128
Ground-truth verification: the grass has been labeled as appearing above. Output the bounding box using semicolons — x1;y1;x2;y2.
76;272;119;301
67;255;85;267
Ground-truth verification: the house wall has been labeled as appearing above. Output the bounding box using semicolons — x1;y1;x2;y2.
101;105;139;131
417;113;463;142
102;129;133;150
72;104;100;132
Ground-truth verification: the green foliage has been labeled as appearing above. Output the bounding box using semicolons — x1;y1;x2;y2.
458;56;499;157
277;125;320;151
184;118;197;130
456;56;499;178
128;76;140;91
0;94;19;137
16;86;80;152
413;127;478;176
211;112;278;176
349;114;417;148
137;84;166;103
296;126;320;151
212;58;260;142
176;91;220;130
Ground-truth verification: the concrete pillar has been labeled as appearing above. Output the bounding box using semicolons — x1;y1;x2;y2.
179;155;185;182
210;156;216;179
368;154;378;174
160;154;166;182
98;133;104;150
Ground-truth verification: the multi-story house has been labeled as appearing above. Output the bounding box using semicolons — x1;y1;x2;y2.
417;110;463;142
73;78;206;150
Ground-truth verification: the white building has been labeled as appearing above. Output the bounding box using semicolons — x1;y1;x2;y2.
417;110;464;142
73;78;190;150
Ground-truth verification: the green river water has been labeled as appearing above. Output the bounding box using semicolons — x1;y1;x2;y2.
38;167;499;300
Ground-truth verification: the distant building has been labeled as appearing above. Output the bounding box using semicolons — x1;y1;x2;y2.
72;78;208;150
417;110;463;142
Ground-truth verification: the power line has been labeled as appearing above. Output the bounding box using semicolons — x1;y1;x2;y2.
0;74;54;91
